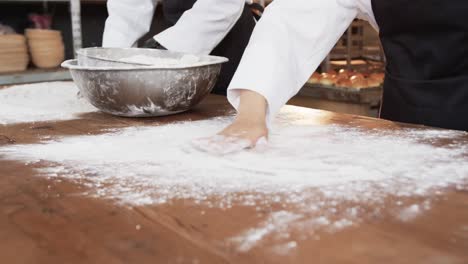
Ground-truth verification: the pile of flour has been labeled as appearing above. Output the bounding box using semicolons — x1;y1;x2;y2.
0;82;95;125
1;106;467;229
1;82;467;252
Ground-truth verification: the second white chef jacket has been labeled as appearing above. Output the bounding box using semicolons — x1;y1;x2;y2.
103;0;251;55
227;0;379;125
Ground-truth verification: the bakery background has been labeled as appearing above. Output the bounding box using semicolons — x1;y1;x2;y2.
0;0;383;117
1;2;468;263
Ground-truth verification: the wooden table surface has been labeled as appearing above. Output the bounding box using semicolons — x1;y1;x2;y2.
0;94;467;264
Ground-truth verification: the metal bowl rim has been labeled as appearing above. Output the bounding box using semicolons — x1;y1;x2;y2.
73;47;228;70
61;59;226;71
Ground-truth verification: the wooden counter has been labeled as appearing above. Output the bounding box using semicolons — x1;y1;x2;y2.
0;94;467;264
298;83;382;117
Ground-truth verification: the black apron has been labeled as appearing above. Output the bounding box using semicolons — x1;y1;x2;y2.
162;0;255;95
371;0;468;131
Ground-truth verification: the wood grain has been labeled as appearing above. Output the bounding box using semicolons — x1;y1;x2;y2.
0;94;467;264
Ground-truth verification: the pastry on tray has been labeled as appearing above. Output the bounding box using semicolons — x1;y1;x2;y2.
307;69;385;89
309;72;321;84
319;73;336;86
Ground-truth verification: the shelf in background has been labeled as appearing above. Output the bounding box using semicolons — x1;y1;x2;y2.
0;67;71;86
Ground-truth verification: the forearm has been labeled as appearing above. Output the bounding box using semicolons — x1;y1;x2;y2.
235;90;267;124
217;90;269;147
227;0;359;125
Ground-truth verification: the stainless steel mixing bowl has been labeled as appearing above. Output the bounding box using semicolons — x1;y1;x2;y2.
61;48;228;117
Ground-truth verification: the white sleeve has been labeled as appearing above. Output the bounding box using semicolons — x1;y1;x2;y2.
227;0;359;124
154;0;246;54
102;0;158;48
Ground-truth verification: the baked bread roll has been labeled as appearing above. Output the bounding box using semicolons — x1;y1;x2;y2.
351;79;368;89
369;73;385;84
319;73;336;86
337;69;351;79
350;73;365;81
335;78;353;88
309;72;321;84
371;72;385;79
350;74;367;89
327;69;337;76
367;78;381;87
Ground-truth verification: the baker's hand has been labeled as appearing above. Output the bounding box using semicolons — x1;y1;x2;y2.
218;117;268;147
192;90;269;154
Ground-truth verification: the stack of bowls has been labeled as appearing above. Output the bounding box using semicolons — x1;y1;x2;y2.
0;34;29;73
26;29;65;68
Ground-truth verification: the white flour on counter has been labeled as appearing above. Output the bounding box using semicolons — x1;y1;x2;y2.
231;211;302;252
0;82;96;124
1;106;467;252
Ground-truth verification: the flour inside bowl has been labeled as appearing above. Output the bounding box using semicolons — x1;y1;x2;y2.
118;54;200;66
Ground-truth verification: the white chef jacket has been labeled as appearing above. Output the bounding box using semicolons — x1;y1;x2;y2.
227;0;378;125
103;0;251;55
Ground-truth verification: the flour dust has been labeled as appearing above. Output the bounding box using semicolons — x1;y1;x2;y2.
1;106;467;253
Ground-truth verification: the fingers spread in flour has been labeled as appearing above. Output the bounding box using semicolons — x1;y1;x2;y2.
191;135;252;155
